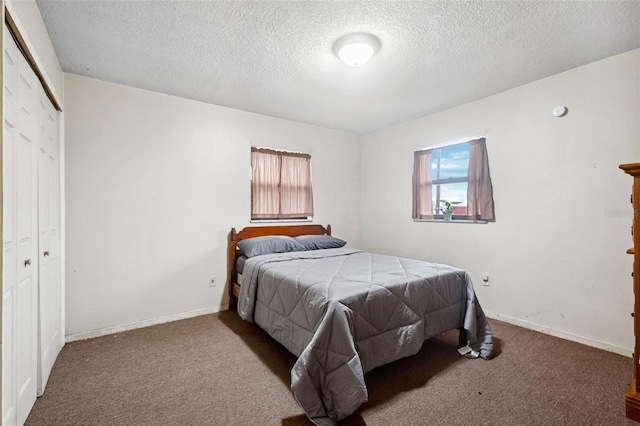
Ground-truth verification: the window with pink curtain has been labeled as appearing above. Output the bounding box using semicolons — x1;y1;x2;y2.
251;147;313;220
412;150;434;219
412;137;495;222
466;138;495;221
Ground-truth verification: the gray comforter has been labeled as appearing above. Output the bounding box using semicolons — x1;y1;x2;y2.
237;248;493;425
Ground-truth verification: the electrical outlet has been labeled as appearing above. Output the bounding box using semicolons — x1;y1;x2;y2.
481;275;490;287
209;276;217;287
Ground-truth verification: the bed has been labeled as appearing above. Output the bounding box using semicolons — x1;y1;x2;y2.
227;224;493;425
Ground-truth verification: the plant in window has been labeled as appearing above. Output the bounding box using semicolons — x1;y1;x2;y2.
439;199;461;221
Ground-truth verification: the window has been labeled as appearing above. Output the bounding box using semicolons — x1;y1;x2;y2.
432;142;470;219
412;137;495;221
251;147;313;220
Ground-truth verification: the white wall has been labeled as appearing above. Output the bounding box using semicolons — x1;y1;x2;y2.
360;49;640;355
65;48;640;355
64;74;361;337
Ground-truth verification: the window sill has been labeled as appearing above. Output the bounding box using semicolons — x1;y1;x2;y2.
250;218;313;224
413;219;488;224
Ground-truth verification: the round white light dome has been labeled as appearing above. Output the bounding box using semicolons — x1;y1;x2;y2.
333;33;381;67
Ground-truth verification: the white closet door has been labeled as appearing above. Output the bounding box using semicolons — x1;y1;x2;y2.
3;27;39;426
3;25;19;426
37;85;62;395
14;34;39;426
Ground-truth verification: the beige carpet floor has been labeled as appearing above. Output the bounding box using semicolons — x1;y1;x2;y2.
26;312;636;425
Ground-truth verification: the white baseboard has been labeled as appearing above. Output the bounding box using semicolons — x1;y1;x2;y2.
485;311;632;358
65;305;225;343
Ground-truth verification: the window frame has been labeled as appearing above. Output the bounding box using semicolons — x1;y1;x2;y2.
250;147;313;222
431;142;469;221
413;136;494;224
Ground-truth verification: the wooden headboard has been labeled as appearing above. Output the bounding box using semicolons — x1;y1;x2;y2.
227;224;331;310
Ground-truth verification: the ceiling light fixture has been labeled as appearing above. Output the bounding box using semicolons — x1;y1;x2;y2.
333;33;381;67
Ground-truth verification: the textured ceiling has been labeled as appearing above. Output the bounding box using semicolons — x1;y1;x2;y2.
37;1;640;135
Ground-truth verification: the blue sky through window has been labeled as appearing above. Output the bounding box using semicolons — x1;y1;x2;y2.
432;143;469;180
431;143;469;212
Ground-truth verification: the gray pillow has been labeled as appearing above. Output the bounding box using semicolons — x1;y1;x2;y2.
295;235;346;250
237;236;303;258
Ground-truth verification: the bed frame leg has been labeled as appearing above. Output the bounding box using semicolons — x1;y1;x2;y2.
458;327;468;347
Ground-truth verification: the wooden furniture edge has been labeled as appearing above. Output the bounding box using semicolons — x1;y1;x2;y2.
227;228;239;310
227;224;332;310
622;162;640;423
620;163;640;176
627;381;640;422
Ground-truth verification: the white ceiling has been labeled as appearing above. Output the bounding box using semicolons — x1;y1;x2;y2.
36;1;640;135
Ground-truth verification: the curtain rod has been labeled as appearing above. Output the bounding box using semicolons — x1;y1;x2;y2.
415;134;486;152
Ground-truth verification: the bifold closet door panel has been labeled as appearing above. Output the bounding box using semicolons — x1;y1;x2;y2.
14;34;39;426
37;85;62;394
3;23;19;426
3;26;40;426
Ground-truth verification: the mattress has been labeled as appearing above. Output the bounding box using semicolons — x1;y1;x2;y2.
236;255;248;274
